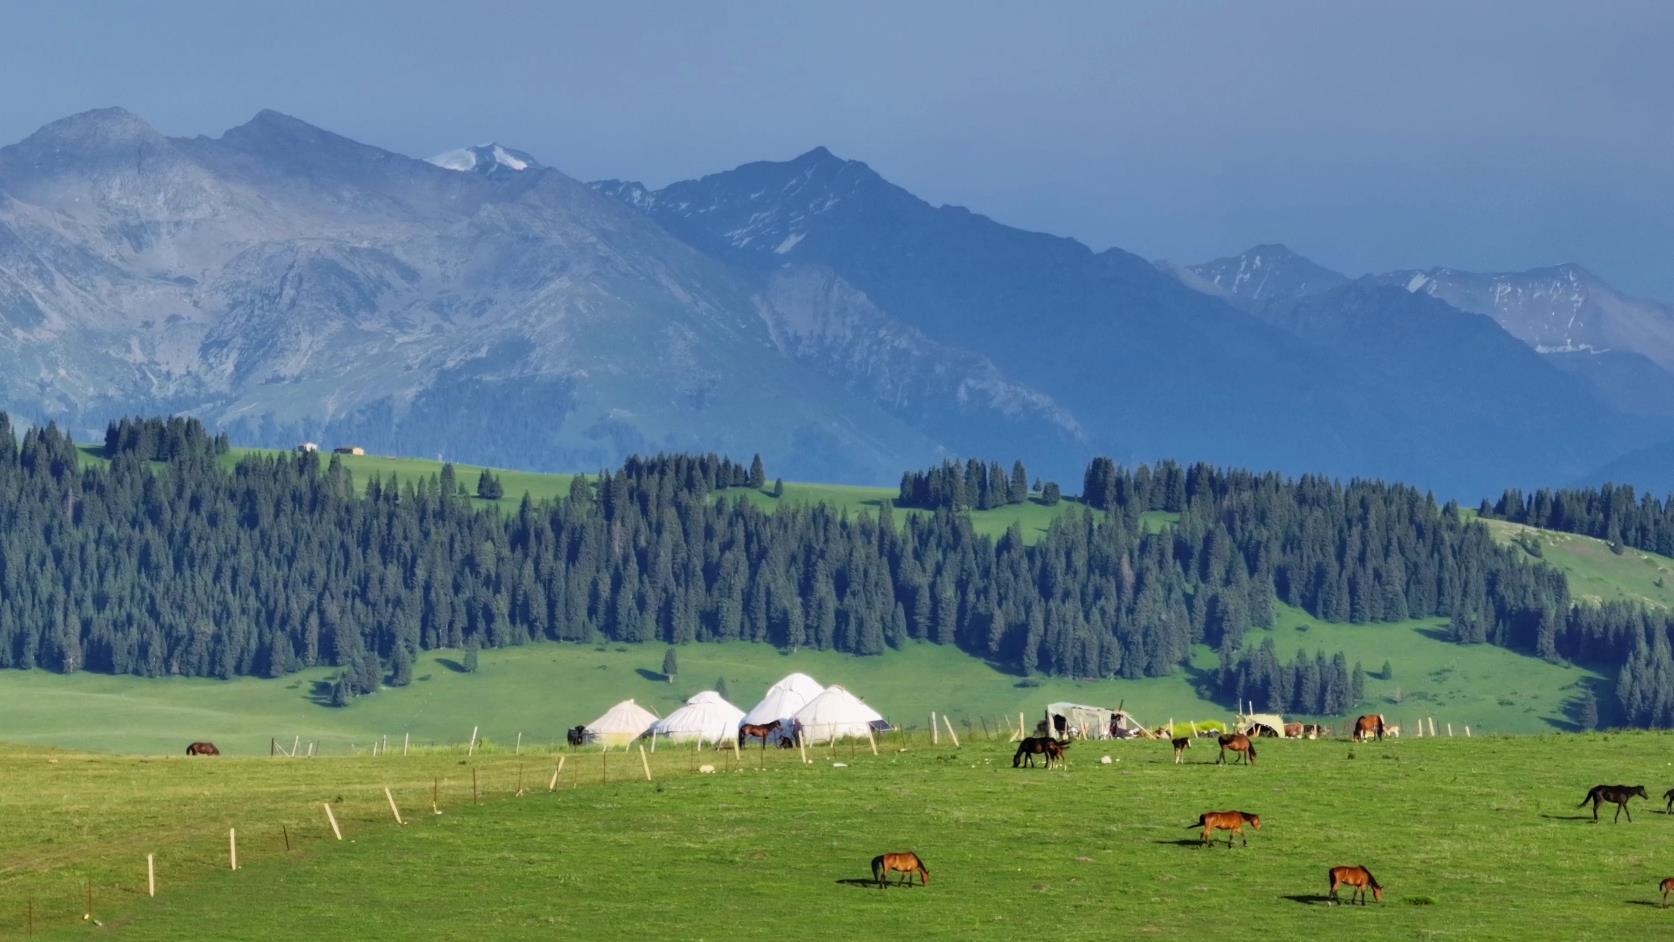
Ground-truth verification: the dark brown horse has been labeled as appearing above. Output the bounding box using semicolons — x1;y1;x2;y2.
186;742;220;756
1663;787;1674;813
1245;723;1280;738
1191;811;1260;847
1352;714;1385;742
738;719;783;750
1661;877;1674;908
1578;784;1647;822
1013;736;1067;768
1328;865;1383;905
565;725;587;747
872;852;930;887
1171;736;1192;764
1216;733;1256;766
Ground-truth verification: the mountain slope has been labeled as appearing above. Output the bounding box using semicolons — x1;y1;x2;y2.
1376;264;1674;372
0;110;1076;481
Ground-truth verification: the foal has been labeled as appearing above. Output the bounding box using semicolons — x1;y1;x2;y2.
1171;736;1191;763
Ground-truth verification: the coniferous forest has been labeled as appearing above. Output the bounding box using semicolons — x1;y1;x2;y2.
3;415;1673;724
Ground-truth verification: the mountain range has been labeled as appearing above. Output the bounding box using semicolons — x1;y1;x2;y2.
2;107;1672;496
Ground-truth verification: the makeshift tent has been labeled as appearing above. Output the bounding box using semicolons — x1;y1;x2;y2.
585;699;659;749
742;672;825;728
794;685;884;744
649;691;745;746
1044;702;1148;740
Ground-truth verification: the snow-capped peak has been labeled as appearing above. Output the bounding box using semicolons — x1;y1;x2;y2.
428;143;539;175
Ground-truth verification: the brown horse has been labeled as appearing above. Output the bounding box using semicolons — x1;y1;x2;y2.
1013;736;1067;768
738;719;783;750
1190;811;1260;847
1171;736;1192;764
1328;865;1383;905
1216;733;1256;766
871;852;929;887
1282;723;1304;739
1578;784;1648;822
1661;877;1674;908
1352;714;1385;742
1663;787;1674;814
186;742;220;756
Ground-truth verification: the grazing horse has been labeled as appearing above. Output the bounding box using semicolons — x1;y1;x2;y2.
565;726;587;747
1171;736;1192;764
1384;724;1401;739
1301;723;1326;740
871;852;930;887
1352;714;1385;742
1661;877;1674;908
1578;784;1648;822
1282;723;1304;739
185;742;220;756
1328;865;1383;905
1013;736;1067;768
1216;733;1256;766
1190;811;1260;847
738;719;783;750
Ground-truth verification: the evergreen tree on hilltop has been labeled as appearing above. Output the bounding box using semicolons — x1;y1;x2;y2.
477;468;504;500
772;477;784;498
1009;460;1029;505
748;454;766;490
662;647;679;682
463;636;480;673
1579;689;1600;730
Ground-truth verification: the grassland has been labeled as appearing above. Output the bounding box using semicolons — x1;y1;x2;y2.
1478;516;1674;610
10;734;1674;940
0;603;1602;764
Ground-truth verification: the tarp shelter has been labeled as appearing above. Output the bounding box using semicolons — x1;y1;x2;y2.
649;691;745;746
743;673;825;729
586;699;659;749
794;685;884;744
1044;702;1148;740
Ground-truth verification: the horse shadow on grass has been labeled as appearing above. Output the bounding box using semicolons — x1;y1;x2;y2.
835;878;916;890
1152;839;1207;848
1538;813;1596;822
1623;900;1664;908
1280;894;1333;906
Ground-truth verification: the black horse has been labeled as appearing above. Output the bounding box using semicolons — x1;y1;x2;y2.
566;725;588;747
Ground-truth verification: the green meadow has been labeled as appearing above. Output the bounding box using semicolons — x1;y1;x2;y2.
10;735;1674;940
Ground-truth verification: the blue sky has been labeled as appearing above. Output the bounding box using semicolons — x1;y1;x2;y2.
3;1;1671;299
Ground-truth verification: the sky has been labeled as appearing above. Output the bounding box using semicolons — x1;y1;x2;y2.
3;1;1671;300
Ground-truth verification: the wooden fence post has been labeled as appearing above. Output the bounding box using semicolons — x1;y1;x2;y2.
930;712;939;745
602;749;608;784
866;726;878;756
472;767;479;804
639;744;653;781
1465;725;1471;737
291;735;300;757
515;732;522;756
385;787;405;825
517;766;525;796
404;732;410;756
550;756;565;791
1429;717;1437;737
147;853;155;897
942;713;961;748
1018;712;1026;740
650;729;658;753
323;803;343;840
1446;723;1453;737
797;732;808;765
270;737;276;757
282;824;291;851
468;726;479;757
229;828;238;870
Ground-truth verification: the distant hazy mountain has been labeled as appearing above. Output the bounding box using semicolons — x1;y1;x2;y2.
1375;264;1674;372
0;109;1077;481
1186;243;1348;308
3;109;1672;496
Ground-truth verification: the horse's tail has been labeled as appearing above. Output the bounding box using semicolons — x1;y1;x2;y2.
1578;788;1596;808
1247;741;1257;763
871;855;885;882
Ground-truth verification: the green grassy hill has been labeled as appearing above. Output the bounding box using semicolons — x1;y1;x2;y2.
9;734;1674;940
1478;515;1674;610
0;604;1599;759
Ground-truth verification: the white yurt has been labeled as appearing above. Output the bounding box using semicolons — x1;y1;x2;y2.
649;690;745;746
585;699;659;749
742;672;825;728
793;685;884;744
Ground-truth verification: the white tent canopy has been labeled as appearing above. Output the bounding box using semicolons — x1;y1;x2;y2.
650;691;745;745
793;684;883;744
586;699;659;748
742;672;825;728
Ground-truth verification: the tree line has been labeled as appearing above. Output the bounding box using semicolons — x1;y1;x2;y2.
6;415;1674;724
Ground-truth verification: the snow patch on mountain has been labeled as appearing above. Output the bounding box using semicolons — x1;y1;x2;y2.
428;144;536;175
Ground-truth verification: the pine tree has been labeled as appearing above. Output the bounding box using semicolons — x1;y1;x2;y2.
772;478;784;499
476;469;503;500
1380;659;1393;681
1350;661;1366;707
748;454;766;490
1009;461;1029;505
1579;689;1600;730
1041;482;1061;506
662;647;679;682
388;644;413;687
463;636;480;673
